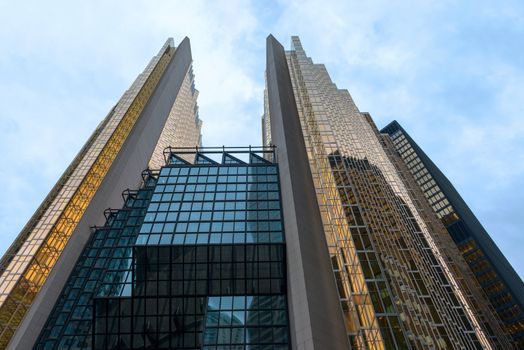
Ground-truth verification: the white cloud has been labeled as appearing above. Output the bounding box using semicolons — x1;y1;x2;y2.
0;0;523;277
0;0;265;253
263;0;524;276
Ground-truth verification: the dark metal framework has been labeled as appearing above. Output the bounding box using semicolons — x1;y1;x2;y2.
162;146;277;166
35;147;290;350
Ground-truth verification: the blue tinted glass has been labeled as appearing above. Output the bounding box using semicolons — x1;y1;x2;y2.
39;153;288;349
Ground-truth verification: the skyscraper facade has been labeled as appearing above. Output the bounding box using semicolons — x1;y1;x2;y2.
1;34;521;350
0;38;202;349
34;147;290;350
381;120;524;347
264;35;515;349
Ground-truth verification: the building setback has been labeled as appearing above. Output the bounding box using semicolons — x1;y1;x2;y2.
381;120;524;347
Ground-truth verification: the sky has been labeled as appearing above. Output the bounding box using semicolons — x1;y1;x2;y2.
0;0;523;278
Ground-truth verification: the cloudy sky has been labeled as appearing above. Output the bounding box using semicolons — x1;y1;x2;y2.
0;0;523;278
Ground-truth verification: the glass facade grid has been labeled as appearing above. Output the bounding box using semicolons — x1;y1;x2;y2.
274;45;390;350
35;175;158;350
382;121;523;347
0;40;179;348
202;295;288;349
148;66;202;168
136;160;282;247
35;148;290;350
263;36;513;349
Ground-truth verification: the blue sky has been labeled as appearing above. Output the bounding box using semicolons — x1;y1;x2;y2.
0;0;523;278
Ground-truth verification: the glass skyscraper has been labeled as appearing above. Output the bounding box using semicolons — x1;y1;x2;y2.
264;35;517;349
381;120;524;347
0;38;202;349
0;35;521;349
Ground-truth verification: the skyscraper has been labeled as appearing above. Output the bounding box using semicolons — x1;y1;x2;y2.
264;35;515;349
0;38;202;349
381;120;524;347
1;34;521;350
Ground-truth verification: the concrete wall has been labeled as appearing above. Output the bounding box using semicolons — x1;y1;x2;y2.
266;35;349;350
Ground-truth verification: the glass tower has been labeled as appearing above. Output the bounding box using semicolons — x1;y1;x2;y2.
34;147;289;350
264;35;515;349
0;38;202;349
381;120;524;347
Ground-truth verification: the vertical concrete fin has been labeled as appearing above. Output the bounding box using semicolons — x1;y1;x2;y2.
265;34;350;350
8;39;193;350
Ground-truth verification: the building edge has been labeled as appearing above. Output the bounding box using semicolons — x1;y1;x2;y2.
381;119;524;346
265;34;350;349
381;120;524;309
7;37;193;350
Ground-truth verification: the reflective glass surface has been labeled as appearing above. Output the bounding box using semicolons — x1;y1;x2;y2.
35;176;157;350
262;36;508;349
36;149;289;350
382;121;523;347
0;40;177;348
203;295;288;349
